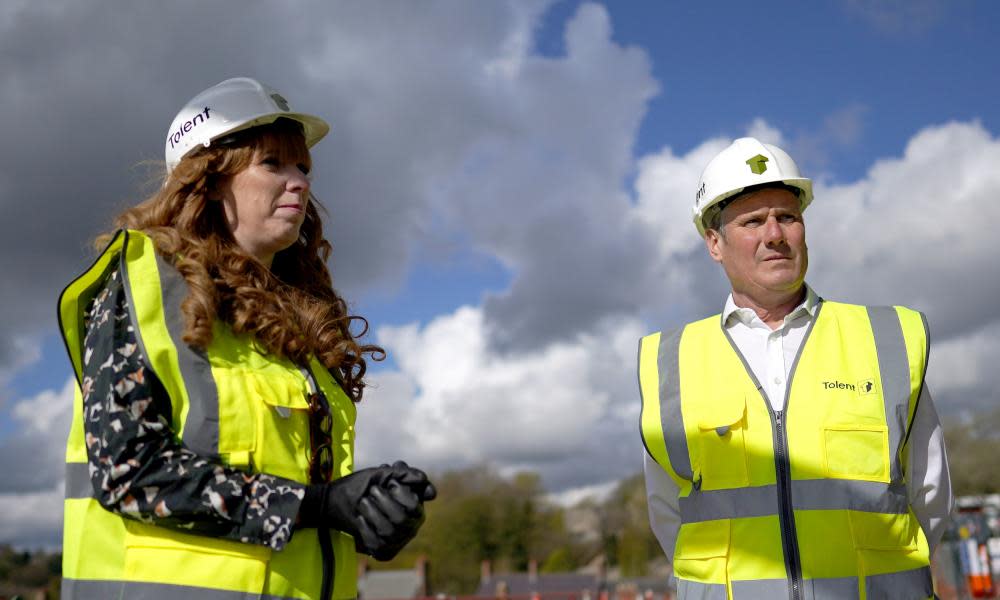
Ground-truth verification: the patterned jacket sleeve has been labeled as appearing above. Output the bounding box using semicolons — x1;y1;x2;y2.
81;267;307;551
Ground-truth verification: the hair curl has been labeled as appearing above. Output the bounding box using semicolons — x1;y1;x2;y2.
97;120;383;402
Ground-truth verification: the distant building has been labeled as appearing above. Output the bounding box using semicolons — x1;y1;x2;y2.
358;556;429;600
476;559;600;599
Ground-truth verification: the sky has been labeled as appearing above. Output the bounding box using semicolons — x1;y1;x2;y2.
1;0;998;548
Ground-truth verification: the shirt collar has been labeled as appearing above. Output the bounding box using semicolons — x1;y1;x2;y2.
722;283;821;329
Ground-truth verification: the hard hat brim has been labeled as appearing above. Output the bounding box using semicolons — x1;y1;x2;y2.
694;177;813;237
167;111;330;170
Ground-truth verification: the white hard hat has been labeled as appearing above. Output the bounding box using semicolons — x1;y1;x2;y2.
693;137;812;236
164;77;330;171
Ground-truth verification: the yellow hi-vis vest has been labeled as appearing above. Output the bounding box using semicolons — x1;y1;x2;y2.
639;301;934;600
58;229;358;599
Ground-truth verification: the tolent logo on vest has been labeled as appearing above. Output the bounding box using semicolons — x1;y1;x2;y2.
821;379;877;395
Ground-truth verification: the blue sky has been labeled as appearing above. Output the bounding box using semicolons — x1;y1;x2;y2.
1;0;999;547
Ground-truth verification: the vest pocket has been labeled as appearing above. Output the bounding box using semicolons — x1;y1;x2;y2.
247;372;312;483
695;397;750;488
209;366;258;459
848;510;919;551
673;519;731;583
822;424;889;482
123;522;269;593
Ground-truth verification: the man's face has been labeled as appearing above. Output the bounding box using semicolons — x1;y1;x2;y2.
705;187;808;300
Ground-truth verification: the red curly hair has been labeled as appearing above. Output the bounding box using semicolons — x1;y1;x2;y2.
99;119;382;402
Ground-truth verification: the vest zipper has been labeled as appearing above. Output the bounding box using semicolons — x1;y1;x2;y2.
771;410;803;600
302;365;337;599
318;526;335;599
721;302;822;600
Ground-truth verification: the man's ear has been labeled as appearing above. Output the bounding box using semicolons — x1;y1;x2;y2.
705;229;724;263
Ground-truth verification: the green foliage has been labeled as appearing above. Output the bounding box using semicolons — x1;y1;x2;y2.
0;545;62;594
367;467;663;592
943;408;1000;495
368;466;591;594
595;474;660;576
540;547;574;573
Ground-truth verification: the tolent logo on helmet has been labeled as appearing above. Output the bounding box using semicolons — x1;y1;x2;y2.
168;106;212;149
745;154;768;175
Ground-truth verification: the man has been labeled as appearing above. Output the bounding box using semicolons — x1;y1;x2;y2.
639;137;952;600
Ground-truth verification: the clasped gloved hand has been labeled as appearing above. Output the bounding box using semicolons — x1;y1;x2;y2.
298;461;436;561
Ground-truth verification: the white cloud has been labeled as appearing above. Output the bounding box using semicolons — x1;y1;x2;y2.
842;0;948;35
355;306;647;489
352;117;1000;492
807;121;1000;340
1;1;997;551
0;378;74;546
0;335;42;401
0;484;64;549
546;479;618;508
745;118;786;147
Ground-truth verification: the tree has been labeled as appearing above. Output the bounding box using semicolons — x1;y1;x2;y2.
942;408;1000;495
368;466;584;593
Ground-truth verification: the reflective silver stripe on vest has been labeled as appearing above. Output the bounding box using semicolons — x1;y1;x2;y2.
728;577;859;600
793;478;908;514
680;484;778;520
731;578;789;599
65;462;92;499
680;479;909;523
680;577;860;600
867;306;912;484
806;576;859;600
62;577;307;600
658;327;693;481
676;579;726;600
153;253;220;457
865;566;933;599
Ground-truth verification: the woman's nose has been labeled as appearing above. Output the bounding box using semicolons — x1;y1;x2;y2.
286;168;310;193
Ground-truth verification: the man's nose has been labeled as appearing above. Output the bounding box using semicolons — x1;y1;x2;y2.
763;215;786;245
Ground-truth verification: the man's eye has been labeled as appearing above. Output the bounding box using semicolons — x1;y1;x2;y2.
744;218;762;227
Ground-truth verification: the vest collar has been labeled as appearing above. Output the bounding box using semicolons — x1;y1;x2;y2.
722;283;821;330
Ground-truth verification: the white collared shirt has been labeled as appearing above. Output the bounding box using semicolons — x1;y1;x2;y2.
643;285;954;561
722;285;821;411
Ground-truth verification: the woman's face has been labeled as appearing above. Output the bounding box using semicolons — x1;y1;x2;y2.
218;137;312;267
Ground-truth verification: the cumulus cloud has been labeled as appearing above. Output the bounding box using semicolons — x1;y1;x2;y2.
806;121;1000;342
842;0;949;35
1;1;996;550
353;117;1000;497
0;378;74;547
356;307;647;490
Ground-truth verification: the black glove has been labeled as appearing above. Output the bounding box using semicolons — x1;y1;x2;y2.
383;460;437;503
363;462;437;560
298;461;436;560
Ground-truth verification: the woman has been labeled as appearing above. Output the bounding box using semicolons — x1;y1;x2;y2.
58;77;435;599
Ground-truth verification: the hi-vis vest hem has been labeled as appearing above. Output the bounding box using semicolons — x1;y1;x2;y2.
61;577;314;600
59;229;358;600
639;301;932;600
676;566;932;600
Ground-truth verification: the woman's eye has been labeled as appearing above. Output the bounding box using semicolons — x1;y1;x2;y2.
297;163;311;176
260;156;279;168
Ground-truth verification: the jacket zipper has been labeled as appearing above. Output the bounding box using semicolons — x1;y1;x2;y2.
771;409;802;600
302;366;336;599
723;301;822;600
